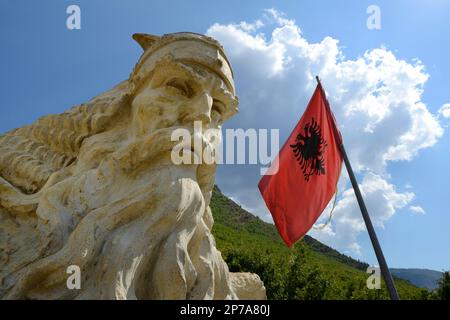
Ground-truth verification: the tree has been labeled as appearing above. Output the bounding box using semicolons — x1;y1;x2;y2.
285;245;329;300
437;271;450;300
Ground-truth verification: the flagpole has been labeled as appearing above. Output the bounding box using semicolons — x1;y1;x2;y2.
315;76;400;300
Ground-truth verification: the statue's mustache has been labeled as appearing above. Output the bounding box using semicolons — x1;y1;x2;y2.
114;125;219;171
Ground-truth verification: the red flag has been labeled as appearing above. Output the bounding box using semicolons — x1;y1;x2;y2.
258;82;343;247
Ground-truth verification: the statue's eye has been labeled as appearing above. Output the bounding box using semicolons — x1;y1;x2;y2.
165;79;193;98
212;99;225;120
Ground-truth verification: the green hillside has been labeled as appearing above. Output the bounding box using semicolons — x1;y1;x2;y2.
210;186;430;300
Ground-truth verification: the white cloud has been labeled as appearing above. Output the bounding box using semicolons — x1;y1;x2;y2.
310;173;414;254
263;8;296;27
208;9;444;254
438;103;450;118
238;20;264;32
409;205;426;215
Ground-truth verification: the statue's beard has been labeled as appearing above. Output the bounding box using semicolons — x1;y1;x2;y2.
121;118;220;204
2;122;231;299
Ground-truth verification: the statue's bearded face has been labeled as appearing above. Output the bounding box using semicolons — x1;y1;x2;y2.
129;59;237;194
131;59;236;136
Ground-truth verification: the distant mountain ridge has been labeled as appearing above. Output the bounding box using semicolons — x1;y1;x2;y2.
390;268;442;291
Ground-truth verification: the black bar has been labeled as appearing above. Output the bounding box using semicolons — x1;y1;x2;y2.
315;75;400;300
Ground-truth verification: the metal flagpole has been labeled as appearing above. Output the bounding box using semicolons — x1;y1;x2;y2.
316;76;400;300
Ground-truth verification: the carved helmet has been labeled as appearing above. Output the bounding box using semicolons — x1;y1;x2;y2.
131;32;236;98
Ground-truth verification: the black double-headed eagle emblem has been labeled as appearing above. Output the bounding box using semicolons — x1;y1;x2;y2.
290;117;327;181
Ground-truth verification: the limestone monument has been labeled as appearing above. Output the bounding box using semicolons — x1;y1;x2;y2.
0;32;266;299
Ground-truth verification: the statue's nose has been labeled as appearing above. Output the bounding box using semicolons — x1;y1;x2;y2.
182;92;212;125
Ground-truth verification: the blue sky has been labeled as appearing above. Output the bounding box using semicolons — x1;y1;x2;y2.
1;0;449;271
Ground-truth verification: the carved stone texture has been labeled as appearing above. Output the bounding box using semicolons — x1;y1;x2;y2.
0;32;266;300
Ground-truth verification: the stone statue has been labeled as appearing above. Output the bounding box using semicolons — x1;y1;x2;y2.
0;32;266;299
